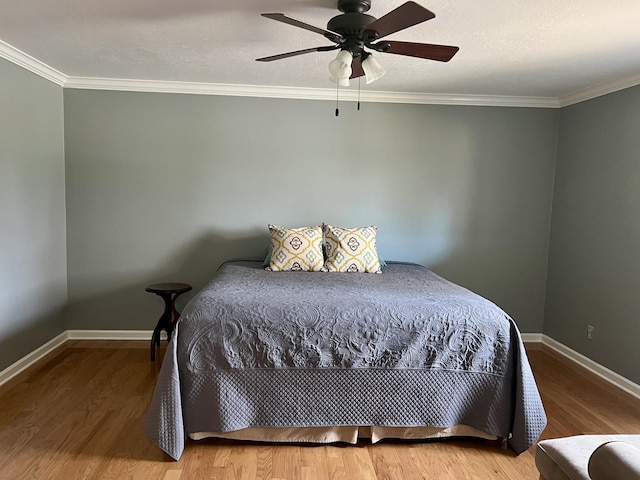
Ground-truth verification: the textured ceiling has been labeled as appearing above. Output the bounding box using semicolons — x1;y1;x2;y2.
1;0;640;100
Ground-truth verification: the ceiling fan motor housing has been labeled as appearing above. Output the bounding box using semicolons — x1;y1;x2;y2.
337;0;371;13
327;13;377;36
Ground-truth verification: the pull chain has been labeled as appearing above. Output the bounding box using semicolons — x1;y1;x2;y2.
357;77;361;111
335;80;340;117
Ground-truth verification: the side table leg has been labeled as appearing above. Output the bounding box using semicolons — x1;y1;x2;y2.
151;292;173;361
148;287;191;361
150;324;161;361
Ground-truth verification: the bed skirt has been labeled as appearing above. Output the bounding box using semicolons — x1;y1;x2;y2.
189;425;499;444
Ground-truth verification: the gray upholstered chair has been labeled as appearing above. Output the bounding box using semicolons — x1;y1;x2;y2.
536;435;640;480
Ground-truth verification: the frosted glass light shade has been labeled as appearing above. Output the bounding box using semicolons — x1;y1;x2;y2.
328;50;353;80
362;54;385;84
329;76;351;87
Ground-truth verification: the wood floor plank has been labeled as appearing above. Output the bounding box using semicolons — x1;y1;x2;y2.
272;445;301;479
255;445;274;480
347;447;378;480
163;471;183;480
0;341;638;479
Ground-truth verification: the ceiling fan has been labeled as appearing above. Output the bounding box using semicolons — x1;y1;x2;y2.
256;0;459;86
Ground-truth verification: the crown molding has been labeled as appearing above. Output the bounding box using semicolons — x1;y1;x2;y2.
2;42;638;108
558;73;640;107
0;39;67;86
64;76;560;108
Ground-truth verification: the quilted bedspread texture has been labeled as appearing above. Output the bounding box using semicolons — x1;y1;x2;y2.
146;261;547;459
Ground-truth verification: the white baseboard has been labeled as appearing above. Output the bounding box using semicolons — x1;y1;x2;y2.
538;334;640;400
0;331;69;386
2;330;639;401
0;330;160;387
521;333;543;343
67;329;161;341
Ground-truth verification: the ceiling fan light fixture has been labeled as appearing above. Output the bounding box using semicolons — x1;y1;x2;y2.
328;49;353;81
362;53;385;84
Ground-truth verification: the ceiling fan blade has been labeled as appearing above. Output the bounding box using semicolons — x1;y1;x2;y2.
256;46;337;62
262;13;343;43
364;2;435;40
350;56;365;79
382;41;459;62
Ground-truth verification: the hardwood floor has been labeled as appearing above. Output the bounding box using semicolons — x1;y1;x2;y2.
0;340;638;479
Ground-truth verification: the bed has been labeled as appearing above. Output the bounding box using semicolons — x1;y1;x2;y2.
145;260;546;460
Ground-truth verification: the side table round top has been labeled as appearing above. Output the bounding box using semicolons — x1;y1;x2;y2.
145;283;192;294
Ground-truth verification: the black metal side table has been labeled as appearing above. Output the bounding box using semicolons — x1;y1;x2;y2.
145;283;192;361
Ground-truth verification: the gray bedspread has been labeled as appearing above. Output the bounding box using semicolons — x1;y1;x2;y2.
146;261;546;460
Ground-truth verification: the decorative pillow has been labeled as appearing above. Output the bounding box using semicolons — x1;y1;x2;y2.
266;225;324;272
323;224;382;273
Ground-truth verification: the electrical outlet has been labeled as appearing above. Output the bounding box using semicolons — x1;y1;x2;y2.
587;325;594;340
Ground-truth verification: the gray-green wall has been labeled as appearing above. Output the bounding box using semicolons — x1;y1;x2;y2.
5;54;638;387
63;90;559;334
545;85;640;384
0;58;67;371
8;50;637;387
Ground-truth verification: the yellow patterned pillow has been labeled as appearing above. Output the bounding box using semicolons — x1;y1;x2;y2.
323;224;382;273
267;225;324;272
